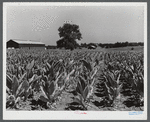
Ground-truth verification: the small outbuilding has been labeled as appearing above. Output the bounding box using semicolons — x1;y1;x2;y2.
7;39;45;49
88;45;97;49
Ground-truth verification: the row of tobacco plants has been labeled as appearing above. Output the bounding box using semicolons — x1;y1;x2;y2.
6;49;144;110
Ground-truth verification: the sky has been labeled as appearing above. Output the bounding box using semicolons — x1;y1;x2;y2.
6;4;145;46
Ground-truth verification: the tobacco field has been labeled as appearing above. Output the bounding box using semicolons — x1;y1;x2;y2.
6;49;144;111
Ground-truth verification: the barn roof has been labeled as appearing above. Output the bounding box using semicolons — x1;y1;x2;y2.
10;39;45;45
90;45;96;48
89;45;96;48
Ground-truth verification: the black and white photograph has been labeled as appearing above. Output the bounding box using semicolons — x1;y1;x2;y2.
3;2;147;120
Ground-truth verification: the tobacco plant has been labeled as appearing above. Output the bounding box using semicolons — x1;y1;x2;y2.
102;70;123;106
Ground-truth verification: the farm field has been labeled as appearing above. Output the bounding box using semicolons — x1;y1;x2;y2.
6;48;144;111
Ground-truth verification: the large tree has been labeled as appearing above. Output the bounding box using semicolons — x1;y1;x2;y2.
57;23;82;50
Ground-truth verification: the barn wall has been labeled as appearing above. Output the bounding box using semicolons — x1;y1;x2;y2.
19;44;45;49
7;40;19;48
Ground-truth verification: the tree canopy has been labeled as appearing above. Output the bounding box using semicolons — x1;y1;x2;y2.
57;23;82;50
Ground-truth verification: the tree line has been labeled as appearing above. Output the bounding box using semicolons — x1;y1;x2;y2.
81;42;144;48
47;41;143;49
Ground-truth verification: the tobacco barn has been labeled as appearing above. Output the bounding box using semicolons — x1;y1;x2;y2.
7;39;45;49
88;45;97;49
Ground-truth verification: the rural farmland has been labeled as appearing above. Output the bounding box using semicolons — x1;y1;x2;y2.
6;47;144;111
5;3;146;115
